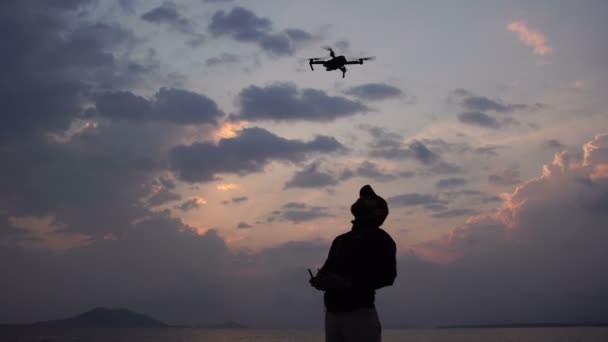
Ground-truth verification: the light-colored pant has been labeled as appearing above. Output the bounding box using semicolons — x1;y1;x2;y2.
325;308;381;342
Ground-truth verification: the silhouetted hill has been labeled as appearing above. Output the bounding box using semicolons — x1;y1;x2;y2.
202;320;249;329
34;307;166;327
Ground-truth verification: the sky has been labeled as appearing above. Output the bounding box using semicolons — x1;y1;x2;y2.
1;0;608;328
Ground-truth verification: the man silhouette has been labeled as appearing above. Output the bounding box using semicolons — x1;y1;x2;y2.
310;185;397;342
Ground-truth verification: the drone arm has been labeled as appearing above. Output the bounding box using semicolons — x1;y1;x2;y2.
345;60;364;65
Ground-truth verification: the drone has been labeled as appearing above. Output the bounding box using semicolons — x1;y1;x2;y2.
308;47;374;78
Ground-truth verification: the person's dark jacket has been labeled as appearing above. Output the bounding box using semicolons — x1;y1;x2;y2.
319;221;397;313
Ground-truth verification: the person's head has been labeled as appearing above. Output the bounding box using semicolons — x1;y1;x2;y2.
350;184;389;227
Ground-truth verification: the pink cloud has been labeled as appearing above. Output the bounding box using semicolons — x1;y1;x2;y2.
508;21;553;56
412;133;608;263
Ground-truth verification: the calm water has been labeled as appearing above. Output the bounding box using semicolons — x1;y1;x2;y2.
1;327;607;342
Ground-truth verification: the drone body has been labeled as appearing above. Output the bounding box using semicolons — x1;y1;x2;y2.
309;47;374;78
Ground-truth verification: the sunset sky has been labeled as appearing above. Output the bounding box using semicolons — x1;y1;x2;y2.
1;0;608;328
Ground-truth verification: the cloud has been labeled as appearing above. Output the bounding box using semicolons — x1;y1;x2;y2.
237;222;252;229
231;196;248;204
220;196;249;205
141;1;205;45
2;136;607;328
205;53;240;66
208;7;313;56
414;133;608;272
141;2;190;31
344;83;403;101
387;193;446;210
0;2;138;143
268;202;333;224
170;127;345;182
175;196;207;211
458;111;501;129
408;140;440;164
462;96;528;113
285;160;408;189
285;28;313;43
353;161;405;182
508;21;553;56
431;209;479;218
284;163;339;189
0;117;190;237
95;88;223;125
450;89;540;114
147;188;182;206
234;83;368;122
541;139;565;150
488;166;521;186
360;127;462;175
436;177;467;189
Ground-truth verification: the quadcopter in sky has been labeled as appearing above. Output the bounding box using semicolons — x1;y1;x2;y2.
308;47;374;78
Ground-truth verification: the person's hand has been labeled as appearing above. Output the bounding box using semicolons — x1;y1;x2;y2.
310;272;351;291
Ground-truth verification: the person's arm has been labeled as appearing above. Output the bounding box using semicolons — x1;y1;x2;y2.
310;237;352;290
351;235;397;290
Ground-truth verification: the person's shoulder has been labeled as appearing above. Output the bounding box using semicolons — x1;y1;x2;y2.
375;228;396;245
333;231;352;241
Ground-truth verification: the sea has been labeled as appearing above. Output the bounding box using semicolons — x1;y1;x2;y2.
1;327;607;342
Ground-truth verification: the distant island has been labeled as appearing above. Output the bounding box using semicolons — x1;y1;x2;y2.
34;307;167;327
6;307;250;330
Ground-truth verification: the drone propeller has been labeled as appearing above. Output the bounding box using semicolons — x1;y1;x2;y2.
358;56;375;62
323;46;336;58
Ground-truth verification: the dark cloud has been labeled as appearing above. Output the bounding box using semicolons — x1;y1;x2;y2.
284;163;339;189
458;111;501;129
542;139;565;150
234;83;368;122
436;177;467;189
3;137;607;329
208;7;313;56
205;53;240;66
451;89;541;113
170;127;345;182
408;140;440;164
0;1;137;143
474;145;503;156
95;88;223;125
462;96;528;113
1;133;166;236
431;208;479;218
285;28;313;42
488;167;521;186
360;127;461;175
344;83;403;101
142;3;186;27
231;196;248;204
353;161;400;182
285;160;407;189
141;1;204;45
237;222;252;229
118;0;136;14
387;193;445;209
174;197;205;212
148;188;182;206
269;202;333;224
360;125;403;150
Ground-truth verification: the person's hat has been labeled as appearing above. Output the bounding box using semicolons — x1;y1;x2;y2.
351;184;389;226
